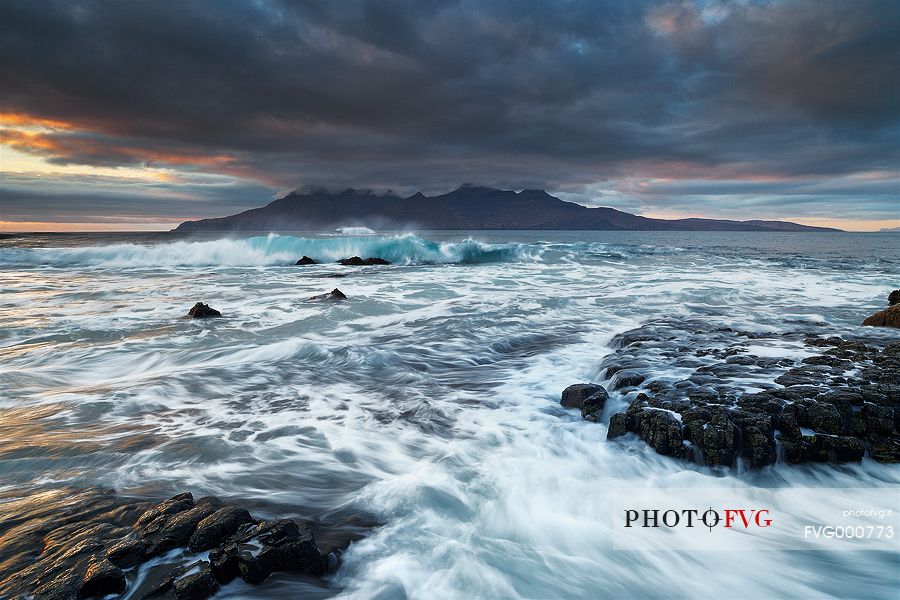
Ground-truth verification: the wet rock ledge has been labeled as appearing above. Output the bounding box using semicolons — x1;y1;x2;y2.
0;488;337;600
561;318;899;468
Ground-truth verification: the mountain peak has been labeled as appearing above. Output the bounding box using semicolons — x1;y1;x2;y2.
174;186;842;233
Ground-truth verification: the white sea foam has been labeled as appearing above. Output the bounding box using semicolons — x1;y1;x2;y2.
1;231;899;599
336;226;377;235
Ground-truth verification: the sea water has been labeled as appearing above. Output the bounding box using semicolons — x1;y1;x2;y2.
1;230;898;599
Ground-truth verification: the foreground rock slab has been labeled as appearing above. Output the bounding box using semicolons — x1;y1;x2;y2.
0;489;333;600
565;319;899;468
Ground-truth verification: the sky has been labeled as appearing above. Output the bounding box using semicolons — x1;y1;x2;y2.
1;0;898;232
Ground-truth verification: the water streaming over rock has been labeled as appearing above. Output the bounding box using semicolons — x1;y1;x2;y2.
1;230;898;599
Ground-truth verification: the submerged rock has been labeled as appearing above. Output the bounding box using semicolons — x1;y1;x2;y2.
0;489;336;600
591;319;899;468
338;256;391;266
187;302;222;318
295;256;317;265
862;303;900;328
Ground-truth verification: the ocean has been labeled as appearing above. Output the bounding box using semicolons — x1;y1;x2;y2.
1;230;898;599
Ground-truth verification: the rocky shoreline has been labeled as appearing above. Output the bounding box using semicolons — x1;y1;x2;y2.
0;488;348;600
6;283;896;598
560;295;900;468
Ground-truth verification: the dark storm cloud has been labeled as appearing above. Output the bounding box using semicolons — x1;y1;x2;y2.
1;0;898;222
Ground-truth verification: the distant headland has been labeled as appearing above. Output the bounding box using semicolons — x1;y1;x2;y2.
173;185;841;233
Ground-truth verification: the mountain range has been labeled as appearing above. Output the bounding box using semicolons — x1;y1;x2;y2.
173;185;840;232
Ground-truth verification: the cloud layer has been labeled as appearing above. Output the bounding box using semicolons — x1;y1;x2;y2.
1;0;898;227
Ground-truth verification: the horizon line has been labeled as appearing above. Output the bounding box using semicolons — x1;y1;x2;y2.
5;223;900;234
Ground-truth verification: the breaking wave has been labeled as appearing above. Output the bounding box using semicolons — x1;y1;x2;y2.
335;226;376;235
0;233;537;268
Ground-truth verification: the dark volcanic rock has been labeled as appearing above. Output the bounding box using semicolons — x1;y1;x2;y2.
0;490;151;600
612;372;646;390
173;561;219;600
208;542;241;584
560;383;606;409
774;366;831;387
80;557;127;599
634;408;685;457
130;558;210;600
142;497;221;556
0;489;339;600
338;256;391;266
210;519;325;586
806;403;842;434
580;391;608;422
862;304;900;328
733;413;776;468
295;255;317;265
889;290;900;306
106;535;147;568
595;319;899;468
693;415;737;466
309;287;348;301
801;355;853;370
136;492;195;526
560;383;609;421
607;412;632;439
782;434;865;463
189;506;256;552
187;302;222;318
871;436;900;462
